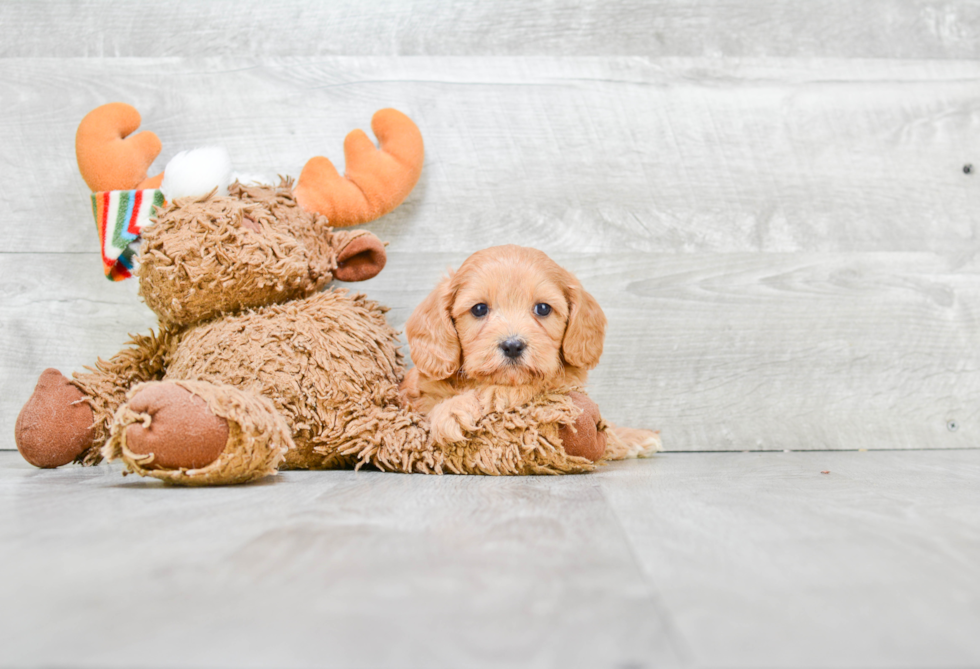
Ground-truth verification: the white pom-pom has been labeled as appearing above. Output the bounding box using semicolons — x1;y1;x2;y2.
160;147;232;200
231;172;273;187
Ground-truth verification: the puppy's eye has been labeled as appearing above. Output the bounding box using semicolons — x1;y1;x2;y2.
471;303;489;318
534;303;552;317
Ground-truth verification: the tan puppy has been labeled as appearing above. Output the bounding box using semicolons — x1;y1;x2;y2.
401;245;658;460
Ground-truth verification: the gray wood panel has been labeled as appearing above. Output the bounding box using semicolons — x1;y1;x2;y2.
2;449;979;668
600;450;980;668
2;24;979;455
3;250;978;452
1;0;978;59
0;452;682;669
1;58;977;255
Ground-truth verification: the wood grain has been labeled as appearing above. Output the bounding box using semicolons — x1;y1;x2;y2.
3;251;978;453
1;58;977;256
0;454;682;668
1;0;978;59
2;450;979;667
599;450;980;668
372;251;980;452
3;32;979;456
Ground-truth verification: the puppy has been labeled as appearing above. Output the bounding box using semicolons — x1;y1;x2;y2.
401;244;659;460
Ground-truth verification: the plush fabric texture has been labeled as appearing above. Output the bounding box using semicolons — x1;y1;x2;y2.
14;369;96;468
559;391;607;461
137;181;337;326
87;288;600;484
76;102;162;192
164;289;404;471
48;181;401;481
124;382;231;469
340;389;598;476
334;233;388;282
70;328;177;466
91;189;165;280
160;147;232;200
293;108;424;227
105;380;290;486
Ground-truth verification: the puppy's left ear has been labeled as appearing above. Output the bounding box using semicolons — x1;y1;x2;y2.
561;274;606;370
405;273;461;379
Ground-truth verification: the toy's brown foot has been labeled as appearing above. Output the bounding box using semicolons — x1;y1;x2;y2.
559;391;607;462
105;380;289;485
15;369;96;468
125;383;229;469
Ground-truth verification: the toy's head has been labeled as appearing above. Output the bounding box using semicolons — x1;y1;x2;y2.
136;181;389;326
75;103;423;327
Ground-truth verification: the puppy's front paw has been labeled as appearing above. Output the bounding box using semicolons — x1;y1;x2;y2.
427;393;483;445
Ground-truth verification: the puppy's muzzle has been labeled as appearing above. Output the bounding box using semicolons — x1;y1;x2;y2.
500;338;526;360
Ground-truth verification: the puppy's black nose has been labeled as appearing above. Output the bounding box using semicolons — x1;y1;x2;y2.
500;338;526;359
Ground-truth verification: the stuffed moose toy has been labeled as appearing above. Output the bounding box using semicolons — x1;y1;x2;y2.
13;103;629;485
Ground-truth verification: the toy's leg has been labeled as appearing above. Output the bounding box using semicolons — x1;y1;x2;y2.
558;392;662;462
15;369;97;467
69;330;175;457
121;384;229;469
331;403;438;474
558;391;607;462
334;394;600;476
16;330;176;468
104;380;292;486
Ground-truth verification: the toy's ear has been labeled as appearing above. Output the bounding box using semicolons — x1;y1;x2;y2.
405;273;460;380
334;231;387;282
560;273;606;370
76;103;164;192
293;108;423;227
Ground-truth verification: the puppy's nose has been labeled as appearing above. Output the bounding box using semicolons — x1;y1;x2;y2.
500;338;526;359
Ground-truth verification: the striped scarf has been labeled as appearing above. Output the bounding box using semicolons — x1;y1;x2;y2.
91;189;165;281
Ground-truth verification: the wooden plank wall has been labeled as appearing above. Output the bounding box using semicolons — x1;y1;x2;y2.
2;1;978;452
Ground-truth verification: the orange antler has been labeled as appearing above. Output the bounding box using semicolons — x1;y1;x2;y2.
293;108;424;227
76;102;164;192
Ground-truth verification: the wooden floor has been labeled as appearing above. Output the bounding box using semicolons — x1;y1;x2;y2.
2;449;979;669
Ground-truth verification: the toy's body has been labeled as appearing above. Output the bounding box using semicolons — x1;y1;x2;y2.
18;179;431;484
156;289;401;472
98;287;418;484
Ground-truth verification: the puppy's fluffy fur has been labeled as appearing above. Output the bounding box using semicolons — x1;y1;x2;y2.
401;245;658;456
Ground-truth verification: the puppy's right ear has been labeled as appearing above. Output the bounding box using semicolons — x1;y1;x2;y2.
405;273;460;379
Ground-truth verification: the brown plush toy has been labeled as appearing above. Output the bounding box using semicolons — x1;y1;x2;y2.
15;103;641;485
